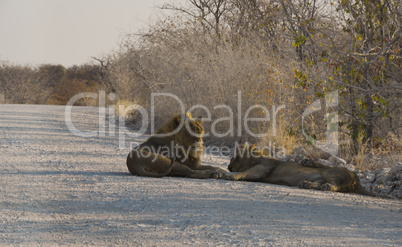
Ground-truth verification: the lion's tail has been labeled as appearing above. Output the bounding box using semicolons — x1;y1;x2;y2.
354;182;393;199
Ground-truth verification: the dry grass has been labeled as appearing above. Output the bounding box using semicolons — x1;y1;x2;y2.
337;132;402;171
102;7;400;166
115;99;139;118
258;120;298;158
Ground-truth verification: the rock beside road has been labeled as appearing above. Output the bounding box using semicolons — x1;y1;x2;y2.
360;164;402;199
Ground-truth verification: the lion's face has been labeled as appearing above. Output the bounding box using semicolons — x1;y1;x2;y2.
228;156;243;172
185;116;204;140
228;144;260;172
175;113;204;147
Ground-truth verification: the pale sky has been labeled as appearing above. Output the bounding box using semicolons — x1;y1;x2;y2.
0;0;176;67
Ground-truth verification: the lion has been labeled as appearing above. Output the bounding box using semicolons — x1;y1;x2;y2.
224;144;392;198
126;112;226;179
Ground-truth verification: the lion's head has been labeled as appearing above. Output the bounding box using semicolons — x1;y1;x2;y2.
153;112;204;159
228;143;266;172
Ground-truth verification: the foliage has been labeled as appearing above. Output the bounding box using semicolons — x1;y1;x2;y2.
0;62;104;105
1;0;400;157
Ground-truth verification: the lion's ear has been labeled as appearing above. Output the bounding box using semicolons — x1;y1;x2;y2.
196;116;203;125
174;117;181;127
250;145;260;156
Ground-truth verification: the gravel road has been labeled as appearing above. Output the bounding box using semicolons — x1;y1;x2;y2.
0;104;401;246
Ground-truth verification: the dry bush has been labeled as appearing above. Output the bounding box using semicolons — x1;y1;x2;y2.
339;132;402;171
111;19;280;139
108;15;336;151
0;63;53;104
105;1;400;170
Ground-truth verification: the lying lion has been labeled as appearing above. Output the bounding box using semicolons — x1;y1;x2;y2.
224;144;391;198
126;112;226;179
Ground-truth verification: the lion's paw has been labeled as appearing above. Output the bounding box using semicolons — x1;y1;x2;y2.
321;183;338;192
216;167;229;175
300;159;315;167
223;173;237;180
298;180;313;189
210;170;227;179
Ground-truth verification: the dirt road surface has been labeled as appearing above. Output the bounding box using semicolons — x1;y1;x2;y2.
1;104;401;246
